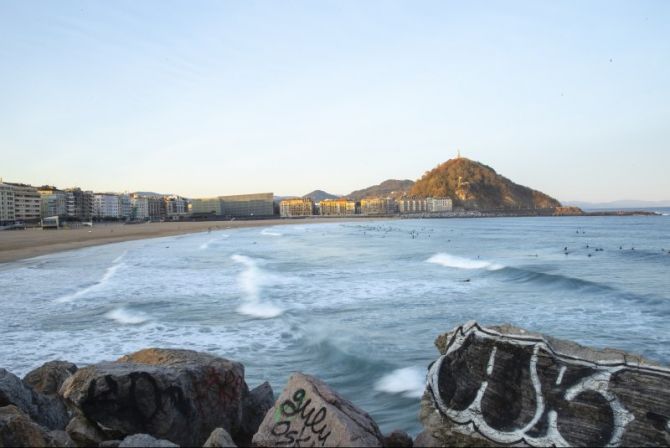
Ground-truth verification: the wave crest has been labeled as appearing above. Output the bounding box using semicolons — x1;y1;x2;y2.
427;253;503;270
375;367;425;398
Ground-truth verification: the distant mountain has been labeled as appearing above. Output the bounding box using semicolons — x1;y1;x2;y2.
410;157;561;210
303;190;340;202
346;179;415;201
563;199;670;209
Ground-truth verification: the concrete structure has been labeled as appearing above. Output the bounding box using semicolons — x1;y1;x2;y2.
94;194;120;219
0;181;16;225
220;193;274;218
191;197;223;217
165;195;189;220
360;198;396;215
279;198;315;217
427;197;453;212
41;216;59;229
319;198;356;216
397;198;428;214
130;195;149;220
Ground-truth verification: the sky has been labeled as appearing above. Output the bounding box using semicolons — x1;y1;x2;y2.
1;0;669;202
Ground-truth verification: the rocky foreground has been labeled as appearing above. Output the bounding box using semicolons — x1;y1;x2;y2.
2;322;669;447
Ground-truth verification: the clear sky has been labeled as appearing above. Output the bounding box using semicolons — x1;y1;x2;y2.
1;0;668;201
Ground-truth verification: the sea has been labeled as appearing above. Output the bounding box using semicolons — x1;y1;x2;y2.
1;212;669;435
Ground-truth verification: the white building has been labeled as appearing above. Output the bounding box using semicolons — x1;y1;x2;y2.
94;194;120;219
130;195;149;220
397;198;428;214
427;197;453;212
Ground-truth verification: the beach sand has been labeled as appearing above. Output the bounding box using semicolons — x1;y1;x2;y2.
0;218;378;264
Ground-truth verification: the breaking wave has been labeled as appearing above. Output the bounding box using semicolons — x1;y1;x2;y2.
231;254;283;318
375;367;425;398
261;228;282;237
105;307;150;325
427;253;503;270
56;262;124;303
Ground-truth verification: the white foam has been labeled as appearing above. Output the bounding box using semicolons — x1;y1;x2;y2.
375;367;425;398
105;307;150;325
231;254;284;318
199;234;229;250
427;253;503;271
261;228;282;236
56;263;124;303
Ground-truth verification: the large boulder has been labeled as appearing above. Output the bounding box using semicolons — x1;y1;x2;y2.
238;381;274;445
0;368;69;430
65;415;106;447
118;433;178;447
0;405;49;447
422;321;670;447
252;373;384;447
59;348;248;446
24;361;78;396
203;427;237;447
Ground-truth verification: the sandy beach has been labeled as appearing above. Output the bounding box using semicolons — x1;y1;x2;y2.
0;217;380;264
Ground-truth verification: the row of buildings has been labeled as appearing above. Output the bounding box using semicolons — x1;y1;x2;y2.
279;197;453;217
0;179;192;225
1;177;452;225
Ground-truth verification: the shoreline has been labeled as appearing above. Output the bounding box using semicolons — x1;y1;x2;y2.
0;217;389;264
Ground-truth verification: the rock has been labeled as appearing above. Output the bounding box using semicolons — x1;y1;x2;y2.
252;373;384;447
118;434;178;447
0;405;49;447
413;430;441;447
203;427;236;447
60;348;248;446
422;321;670;447
383;429;413;447
98;440;121;448
24;361;78;395
45;429;75;447
238;381;274;445
0;368;69;430
65;415;106;447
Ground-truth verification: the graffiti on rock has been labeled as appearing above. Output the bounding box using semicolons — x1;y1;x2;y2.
271;388;332;447
427;322;670;447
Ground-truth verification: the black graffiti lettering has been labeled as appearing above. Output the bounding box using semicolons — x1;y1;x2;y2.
270;388;332;447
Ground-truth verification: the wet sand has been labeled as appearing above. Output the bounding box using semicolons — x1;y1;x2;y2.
0;218;380;264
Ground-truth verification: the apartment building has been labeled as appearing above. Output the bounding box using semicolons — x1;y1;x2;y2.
319;198;356;216
191;197;223;216
130;195;149;220
65;188;94;221
0;181;16;224
360;198;396;215
397;198;428;214
165;195;189;220
38;186;68;218
147;196;167;221
427;197;453;212
5;183;40;222
279;198;315;217
94;194;120;219
220;193;274;218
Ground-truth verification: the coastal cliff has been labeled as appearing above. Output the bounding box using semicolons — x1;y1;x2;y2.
1;324;669;447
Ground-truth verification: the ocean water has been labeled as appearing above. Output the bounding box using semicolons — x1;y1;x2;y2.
1;215;669;435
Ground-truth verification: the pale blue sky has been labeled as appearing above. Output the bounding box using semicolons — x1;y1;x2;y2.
1;0;668;201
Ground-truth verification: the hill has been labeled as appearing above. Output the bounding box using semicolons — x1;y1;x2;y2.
410;158;561;210
347;179;414;201
302;190;340;202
